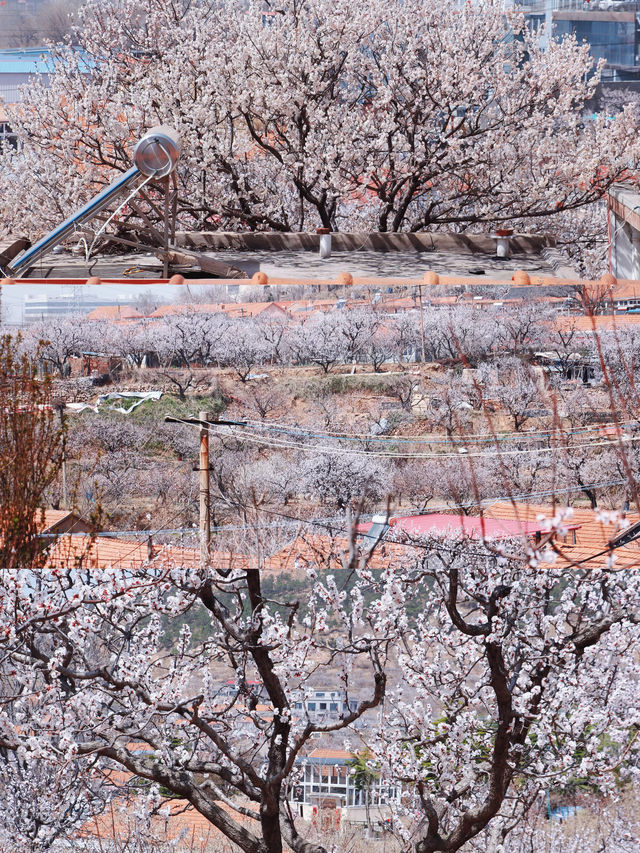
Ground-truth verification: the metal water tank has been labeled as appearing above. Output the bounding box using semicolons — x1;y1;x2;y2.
133;126;181;178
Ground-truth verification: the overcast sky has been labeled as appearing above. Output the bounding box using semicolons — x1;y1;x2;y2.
1;283;225;324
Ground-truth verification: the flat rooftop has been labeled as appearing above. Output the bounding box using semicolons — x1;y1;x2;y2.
9;252;174;281
18;250;563;281
6;231;577;281
186;248;551;281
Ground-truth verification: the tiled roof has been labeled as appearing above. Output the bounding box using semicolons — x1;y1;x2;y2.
40;509;89;533
0;508;90;536
45;535;200;570
539;544;640;571
264;532;410;575
307;748;354;760
267;502;640;577
43;534;266;572
557;313;640;332
41;509;72;530
483;500;640;554
81;795;258;846
149;302;223;317
264;534;348;573
149;299;329;319
608;281;640;301
86;305;143;320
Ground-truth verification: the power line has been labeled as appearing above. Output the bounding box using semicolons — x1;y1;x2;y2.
196;421;640;461
241;417;638;444
37;477;631;539
209;494;638;569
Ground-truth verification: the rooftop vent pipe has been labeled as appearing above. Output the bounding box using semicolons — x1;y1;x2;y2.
6;126;181;277
317;227;331;259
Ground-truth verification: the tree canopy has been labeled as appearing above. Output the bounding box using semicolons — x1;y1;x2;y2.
1;0;638;259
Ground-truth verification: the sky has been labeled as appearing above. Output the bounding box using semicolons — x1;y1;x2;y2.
1;283;226;324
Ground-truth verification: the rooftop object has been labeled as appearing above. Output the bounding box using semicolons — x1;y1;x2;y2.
5;126;180;278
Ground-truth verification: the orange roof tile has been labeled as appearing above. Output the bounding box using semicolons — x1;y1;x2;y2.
42;534;267;572
557;313;640;332
308;748;354;760
484;501;640;554
40;509;89;533
149;303;223;317
80;796;259;847
539;544;640;571
264;532;409;575
609;281;640;301
45;535;200;570
86;305;143;321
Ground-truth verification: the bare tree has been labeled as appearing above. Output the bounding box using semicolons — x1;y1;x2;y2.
0;334;64;568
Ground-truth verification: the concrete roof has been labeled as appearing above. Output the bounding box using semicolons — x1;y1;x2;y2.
5;248;560;281
182;249;558;281
8;251;176;280
6;229;577;282
554;9;635;20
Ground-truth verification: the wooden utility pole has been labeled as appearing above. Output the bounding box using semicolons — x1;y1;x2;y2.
164;413;247;570
419;283;426;363
199;410;212;569
53;398;67;508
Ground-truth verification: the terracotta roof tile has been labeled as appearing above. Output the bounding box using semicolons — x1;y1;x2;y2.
149;303;223;317
40;509;90;533
557;313;640;332
80;796;259;847
45;535;200;570
539;544;640;571
86;305;143;321
308;748;354;760
484;500;640;554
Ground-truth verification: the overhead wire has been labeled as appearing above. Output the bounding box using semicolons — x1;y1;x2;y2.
195;419;640;461
240;417;639;445
201;493;638;570
38;477;632;539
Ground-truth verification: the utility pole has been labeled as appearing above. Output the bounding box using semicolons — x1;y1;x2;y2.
164;413;247;570
419;282;426;364
53;398;67;508
420;271;439;363
199;410;212;569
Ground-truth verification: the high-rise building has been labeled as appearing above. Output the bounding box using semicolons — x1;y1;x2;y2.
23;288;135;323
517;0;640;81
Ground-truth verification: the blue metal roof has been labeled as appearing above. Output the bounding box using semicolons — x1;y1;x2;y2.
0;48;55;74
0;47;92;75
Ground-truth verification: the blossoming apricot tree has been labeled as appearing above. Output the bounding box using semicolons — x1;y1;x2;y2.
0;525;638;853
1;0;638;257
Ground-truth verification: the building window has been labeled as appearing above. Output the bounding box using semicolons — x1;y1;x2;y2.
0;121;18;151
